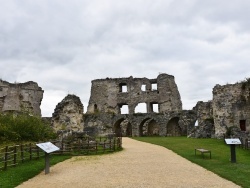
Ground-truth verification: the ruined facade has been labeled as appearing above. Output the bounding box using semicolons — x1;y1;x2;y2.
0;80;43;116
192;79;250;139
50;73;250;139
82;74;196;137
51;94;84;133
87;73;182;114
212;82;250;138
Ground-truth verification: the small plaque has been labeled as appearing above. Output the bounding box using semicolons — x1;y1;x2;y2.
225;138;241;145
36;142;60;153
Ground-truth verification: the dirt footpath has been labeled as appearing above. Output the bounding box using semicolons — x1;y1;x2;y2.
17;138;240;188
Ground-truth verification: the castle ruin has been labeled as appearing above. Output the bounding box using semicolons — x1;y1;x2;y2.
0;80;43;116
1;73;249;139
83;73;196;137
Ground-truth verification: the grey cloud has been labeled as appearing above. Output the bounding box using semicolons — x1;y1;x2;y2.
1;0;250;116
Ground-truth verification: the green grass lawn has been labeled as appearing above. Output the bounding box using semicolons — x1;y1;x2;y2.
134;137;250;188
0;146;122;188
0;155;71;188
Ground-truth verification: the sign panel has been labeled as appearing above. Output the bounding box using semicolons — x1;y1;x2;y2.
225;138;241;145
36;142;60;153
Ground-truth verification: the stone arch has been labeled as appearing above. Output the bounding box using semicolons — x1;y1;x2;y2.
139;117;160;136
139;118;151;136
113;118;132;137
126;122;132;137
147;119;159;136
167;117;181;136
204;118;215;137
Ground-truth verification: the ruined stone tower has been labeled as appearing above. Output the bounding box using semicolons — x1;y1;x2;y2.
51;94;84;132
0;80;43;116
87;73;182;115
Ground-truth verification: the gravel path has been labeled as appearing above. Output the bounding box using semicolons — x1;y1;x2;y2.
17;138;240;188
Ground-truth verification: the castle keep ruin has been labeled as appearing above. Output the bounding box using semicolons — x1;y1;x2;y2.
0;80;43;116
82;73;196;137
2;73;249;139
191;79;250;139
87;73;182;114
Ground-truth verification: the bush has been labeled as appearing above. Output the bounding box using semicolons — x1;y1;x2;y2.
0;112;56;142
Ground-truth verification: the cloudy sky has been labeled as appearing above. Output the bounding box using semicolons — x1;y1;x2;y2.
1;0;250;117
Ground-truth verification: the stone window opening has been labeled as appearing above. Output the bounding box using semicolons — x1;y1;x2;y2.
119;83;128;92
94;104;98;112
135;103;147;113
240;120;246;131
141;84;146;91
149;102;159;113
120;104;129;114
194;120;198;126
152;103;159;113
151;83;157;91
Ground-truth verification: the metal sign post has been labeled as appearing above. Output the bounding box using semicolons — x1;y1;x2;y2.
36;142;60;174
225;138;241;163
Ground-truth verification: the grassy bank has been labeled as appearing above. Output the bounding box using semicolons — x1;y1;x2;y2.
134;137;250;188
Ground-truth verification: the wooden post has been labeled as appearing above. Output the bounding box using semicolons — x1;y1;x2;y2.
29;143;32;160
37;145;40;159
13;146;17;167
4;146;8;170
20;144;24;163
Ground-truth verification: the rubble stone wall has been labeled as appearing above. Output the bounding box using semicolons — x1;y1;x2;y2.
87;73;182;114
212;82;250;138
51;94;84;132
83;110;196;137
0;80;43;116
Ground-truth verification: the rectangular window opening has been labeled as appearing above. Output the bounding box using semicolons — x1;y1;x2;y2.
151;83;157;91
153;104;159;113
120;105;129;114
135;103;147;113
119;83;128;92
240;120;246;131
141;84;146;91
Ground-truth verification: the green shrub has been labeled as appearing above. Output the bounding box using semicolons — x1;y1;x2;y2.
0;112;56;142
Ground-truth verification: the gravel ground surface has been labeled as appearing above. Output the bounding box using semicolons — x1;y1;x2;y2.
17;138;240;188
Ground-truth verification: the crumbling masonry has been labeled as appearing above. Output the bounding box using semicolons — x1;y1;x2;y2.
0;80;43;116
2;73;249;139
83;73;196;137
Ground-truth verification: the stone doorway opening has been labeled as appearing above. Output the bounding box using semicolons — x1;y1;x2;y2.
240;120;246;131
113;118;132;137
139;118;159;136
167;117;181;136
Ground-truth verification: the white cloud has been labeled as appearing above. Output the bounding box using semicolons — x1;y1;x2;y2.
1;0;250;116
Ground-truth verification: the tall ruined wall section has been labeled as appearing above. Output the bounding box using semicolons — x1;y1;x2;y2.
212;82;250;138
51;94;84;132
0;80;43;116
87;73;182;114
188;101;214;138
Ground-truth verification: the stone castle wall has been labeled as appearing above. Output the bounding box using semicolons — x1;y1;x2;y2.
51;94;84;132
212;82;250;138
87;73;182;114
0;80;43;116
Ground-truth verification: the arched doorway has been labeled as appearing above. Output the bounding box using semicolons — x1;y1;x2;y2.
147;119;159;136
139;118;151;136
113;118;132;137
139;118;159;136
126;122;132;137
167;117;181;136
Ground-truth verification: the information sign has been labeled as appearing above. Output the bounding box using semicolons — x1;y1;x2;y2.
225;138;241;145
36;142;60;174
36;142;59;153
